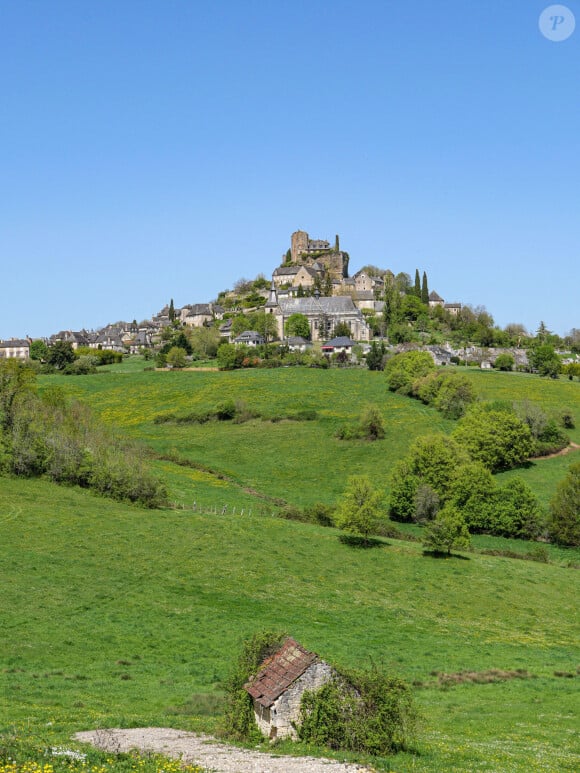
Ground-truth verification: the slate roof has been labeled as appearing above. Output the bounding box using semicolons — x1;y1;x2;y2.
429;291;444;302
244;638;319;708
0;339;29;348
324;336;355;347
279;296;357;315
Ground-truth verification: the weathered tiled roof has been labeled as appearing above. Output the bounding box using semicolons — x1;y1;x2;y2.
244;638;318;708
429;291;444;302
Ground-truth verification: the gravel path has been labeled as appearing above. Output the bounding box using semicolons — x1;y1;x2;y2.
74;728;373;773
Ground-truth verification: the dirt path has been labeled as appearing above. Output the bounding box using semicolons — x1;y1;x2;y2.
74;728;373;773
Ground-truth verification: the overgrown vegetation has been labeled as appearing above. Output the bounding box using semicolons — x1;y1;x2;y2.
0;361;166;507
298;667;417;755
222;630;287;741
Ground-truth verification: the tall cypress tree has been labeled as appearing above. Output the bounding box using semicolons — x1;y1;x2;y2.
414;269;421;298
168;298;175;322
421;272;429;304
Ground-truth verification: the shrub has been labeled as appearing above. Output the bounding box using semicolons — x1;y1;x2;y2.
549;462;580;546
452;405;533;472
298;667;417;755
494;353;515;371
385;350;435;394
423;505;471;555
359;404;385;440
223;630;287;741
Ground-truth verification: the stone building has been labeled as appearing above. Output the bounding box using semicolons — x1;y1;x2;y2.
264;283;371;342
0;339;30;359
244;637;334;741
289;230;349;281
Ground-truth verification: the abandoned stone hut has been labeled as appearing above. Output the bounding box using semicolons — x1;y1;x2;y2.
244;637;333;740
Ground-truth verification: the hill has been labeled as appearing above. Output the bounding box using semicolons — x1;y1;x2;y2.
1;475;579;772
1;362;579;771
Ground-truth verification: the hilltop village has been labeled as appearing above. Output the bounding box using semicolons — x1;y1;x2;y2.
1;230;578;369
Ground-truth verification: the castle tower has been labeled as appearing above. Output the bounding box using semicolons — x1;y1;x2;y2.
291;230;309;263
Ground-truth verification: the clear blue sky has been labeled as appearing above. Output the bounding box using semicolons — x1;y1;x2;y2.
1;0;578;338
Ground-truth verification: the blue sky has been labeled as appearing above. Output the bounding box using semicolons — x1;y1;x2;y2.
1;0;578;338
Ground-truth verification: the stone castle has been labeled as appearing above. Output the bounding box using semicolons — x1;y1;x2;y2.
289;230;349;280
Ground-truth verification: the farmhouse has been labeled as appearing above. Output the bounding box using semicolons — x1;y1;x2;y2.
244;637;333;740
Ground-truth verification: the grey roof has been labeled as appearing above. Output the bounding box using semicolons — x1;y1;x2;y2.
429;291;444;302
324;336;356;347
279;296;358;315
286;336;311;346
444;302;461;308
233;330;265;343
273;266;300;276
0;339;29;348
355;291;375;300
186;304;212;316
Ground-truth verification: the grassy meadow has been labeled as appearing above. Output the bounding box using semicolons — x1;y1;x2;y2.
1;360;579;771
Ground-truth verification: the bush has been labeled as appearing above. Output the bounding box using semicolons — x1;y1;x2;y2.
452;405;533;472
422;505;471;555
494;353;515;371
298;667;417;755
385;350;435;395
223;630;287;741
549;462;580;546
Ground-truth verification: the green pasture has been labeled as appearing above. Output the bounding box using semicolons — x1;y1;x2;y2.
40;362;580;512
1;476;579;771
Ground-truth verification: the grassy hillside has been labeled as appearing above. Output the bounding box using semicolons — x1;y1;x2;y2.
1;477;578;771
42;363;580;510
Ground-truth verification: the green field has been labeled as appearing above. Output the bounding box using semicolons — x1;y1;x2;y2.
2;361;579;771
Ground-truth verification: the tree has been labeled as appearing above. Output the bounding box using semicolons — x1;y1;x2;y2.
188;326;221;359
414;269;421;298
549;462;580;545
452;405;534;472
414;483;439;523
335;475;384;542
494;353;514;371
358;405;385;440
29;340;49;361
285;313;310;339
333;321;351;339
166;346;187;368
168;298;176;322
421;271;429;304
423;505;471;555
529;344;561;378
366;341;386;371
47;341;75;370
385;350;435;394
251;311;278;343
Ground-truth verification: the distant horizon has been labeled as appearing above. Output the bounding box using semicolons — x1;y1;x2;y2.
1;1;578;339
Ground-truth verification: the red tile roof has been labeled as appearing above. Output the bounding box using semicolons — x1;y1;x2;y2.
244;638;319;708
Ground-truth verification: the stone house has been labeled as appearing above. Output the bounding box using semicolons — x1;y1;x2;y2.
444;302;462;316
244;638;334;741
428;291;445;309
233;330;265;346
321;336;356;355
272;265;320;291
0;339;30;359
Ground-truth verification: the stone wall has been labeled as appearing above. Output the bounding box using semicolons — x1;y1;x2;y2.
253;661;334;740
